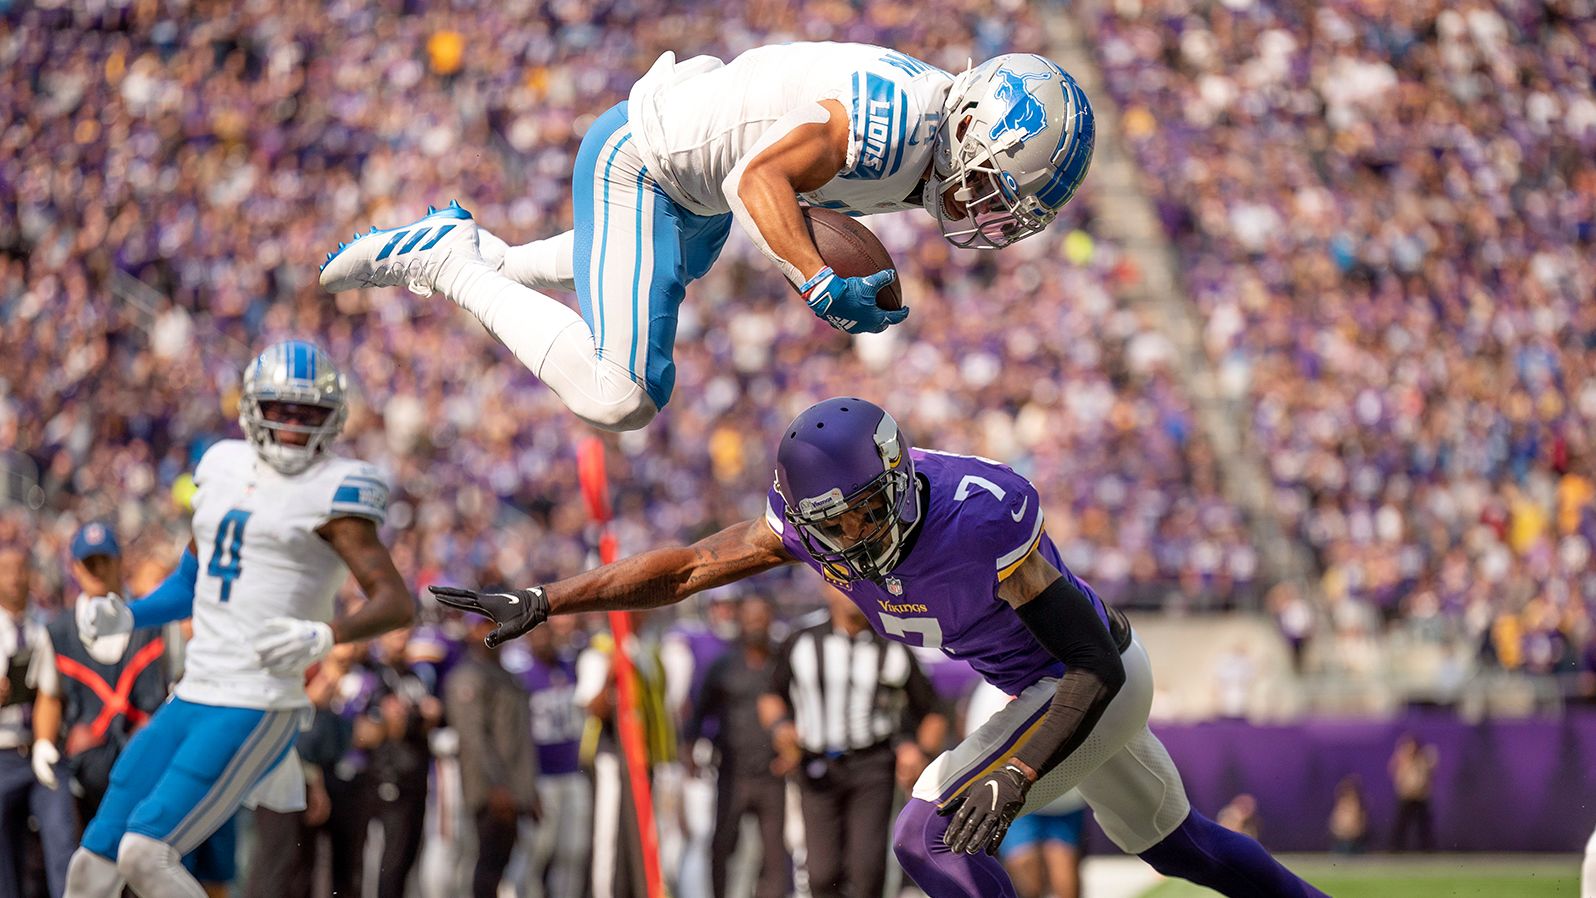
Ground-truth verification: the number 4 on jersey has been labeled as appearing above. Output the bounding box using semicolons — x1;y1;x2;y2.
208;509;252;602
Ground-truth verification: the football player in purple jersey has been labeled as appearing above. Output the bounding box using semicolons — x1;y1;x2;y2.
432;398;1326;898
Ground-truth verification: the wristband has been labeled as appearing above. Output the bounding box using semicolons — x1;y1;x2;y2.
799;266;835;298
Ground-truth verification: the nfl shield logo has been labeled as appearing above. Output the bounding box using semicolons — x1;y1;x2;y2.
886;577;903;596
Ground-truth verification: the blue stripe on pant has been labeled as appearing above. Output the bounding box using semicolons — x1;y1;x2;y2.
80;698;300;860
572;101;733;411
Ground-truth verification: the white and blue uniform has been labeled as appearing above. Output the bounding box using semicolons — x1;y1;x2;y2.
573;42;952;409
80;440;388;861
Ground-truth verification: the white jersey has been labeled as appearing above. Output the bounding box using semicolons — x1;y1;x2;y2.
628;42;953;218
178;440;388;710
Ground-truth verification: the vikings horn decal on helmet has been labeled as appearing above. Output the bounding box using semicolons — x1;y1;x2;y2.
238;340;349;475
774;398;922;583
926;53;1095;250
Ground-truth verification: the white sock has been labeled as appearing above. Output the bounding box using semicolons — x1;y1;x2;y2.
436;259;657;431
64;848;123;898
116;834;206;898
502;230;577;292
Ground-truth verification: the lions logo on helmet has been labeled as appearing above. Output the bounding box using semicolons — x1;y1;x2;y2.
927;53;1095;250
238;340;349;475
989;68;1055;145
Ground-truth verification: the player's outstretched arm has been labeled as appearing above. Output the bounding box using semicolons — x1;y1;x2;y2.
942;550;1127;855
432;518;795;647
320;516;414;643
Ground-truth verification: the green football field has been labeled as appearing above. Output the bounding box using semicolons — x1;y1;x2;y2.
1137;856;1580;898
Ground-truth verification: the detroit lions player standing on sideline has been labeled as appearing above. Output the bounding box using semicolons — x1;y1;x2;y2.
320;45;1094;432
431;398;1328;898
62;341;414;898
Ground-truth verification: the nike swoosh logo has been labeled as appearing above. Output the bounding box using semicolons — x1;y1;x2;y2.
986;780;1000;810
1011;497;1028;522
495;593;521;605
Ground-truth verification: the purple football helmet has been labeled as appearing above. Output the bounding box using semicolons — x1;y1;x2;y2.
774;398;922;583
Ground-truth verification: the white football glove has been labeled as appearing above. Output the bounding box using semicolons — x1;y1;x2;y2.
252;618;335;675
31;739;60;790
76;593;133;664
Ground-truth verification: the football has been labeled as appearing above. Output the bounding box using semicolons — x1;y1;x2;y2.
801;207;904;310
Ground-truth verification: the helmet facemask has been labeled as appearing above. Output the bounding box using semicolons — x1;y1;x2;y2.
782;413;921;584
925;138;1056;250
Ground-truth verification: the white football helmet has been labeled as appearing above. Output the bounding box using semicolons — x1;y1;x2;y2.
926;54;1095;249
238;340;349;475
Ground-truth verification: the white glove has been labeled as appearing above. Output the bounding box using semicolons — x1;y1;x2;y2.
31;739;60;790
76;593;133;664
252;618;335;675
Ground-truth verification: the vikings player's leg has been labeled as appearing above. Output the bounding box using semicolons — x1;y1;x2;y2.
321;102;728;433
892;638;1326;898
1582;823;1596;898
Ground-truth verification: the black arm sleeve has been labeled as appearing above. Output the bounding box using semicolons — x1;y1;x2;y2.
1009;576;1127;776
899;650;943;739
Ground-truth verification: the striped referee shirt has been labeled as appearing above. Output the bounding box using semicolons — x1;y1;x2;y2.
770;621;939;756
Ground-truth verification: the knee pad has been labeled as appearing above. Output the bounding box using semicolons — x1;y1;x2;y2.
65;848;122;898
595;395;658;432
587;383;658;432
115;833;202;898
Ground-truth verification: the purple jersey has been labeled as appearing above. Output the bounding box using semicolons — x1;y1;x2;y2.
767;449;1111;696
519;656;584;776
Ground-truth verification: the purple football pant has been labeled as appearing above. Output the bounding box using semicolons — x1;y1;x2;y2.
893;800;1328;898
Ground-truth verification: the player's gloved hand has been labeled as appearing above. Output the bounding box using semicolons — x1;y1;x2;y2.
939;763;1031;855
429;585;550;648
77;593;134;665
252;618;335;675
76;593;132;645
31;739;59;790
801;267;908;334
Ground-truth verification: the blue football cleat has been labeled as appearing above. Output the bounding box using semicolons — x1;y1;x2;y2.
319;201;480;296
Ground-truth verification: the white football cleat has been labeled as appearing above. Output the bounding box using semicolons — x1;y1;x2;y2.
319;201;481;296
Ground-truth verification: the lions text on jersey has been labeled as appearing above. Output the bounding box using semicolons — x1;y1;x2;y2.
182;439;388;710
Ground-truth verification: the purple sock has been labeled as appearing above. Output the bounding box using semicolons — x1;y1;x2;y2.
1138;811;1329;898
891;798;1018;898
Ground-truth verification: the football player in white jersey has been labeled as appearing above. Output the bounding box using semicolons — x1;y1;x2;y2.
62;340;414;898
319;44;1095;432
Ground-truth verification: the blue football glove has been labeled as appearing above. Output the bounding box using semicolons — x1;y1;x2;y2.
801;267;909;334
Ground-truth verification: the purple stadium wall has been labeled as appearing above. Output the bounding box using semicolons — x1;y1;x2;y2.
1085;710;1596;853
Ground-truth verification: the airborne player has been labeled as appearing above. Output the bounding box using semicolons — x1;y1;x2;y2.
319;44;1094;432
431;398;1328;898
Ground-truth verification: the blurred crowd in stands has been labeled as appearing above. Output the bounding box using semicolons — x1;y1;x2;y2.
4;0;1596;893
0;0;1257;651
1087;0;1596;693
2;0;1595;847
